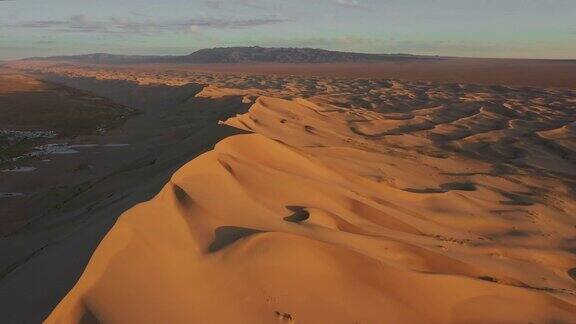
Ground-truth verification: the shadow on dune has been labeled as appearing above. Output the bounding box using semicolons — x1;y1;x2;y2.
403;182;477;194
207;226;263;253
283;206;310;223
79;308;99;324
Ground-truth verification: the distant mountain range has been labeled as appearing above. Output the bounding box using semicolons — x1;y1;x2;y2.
24;47;439;64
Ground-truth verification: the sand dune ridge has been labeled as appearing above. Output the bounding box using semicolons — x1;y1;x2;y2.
45;95;576;323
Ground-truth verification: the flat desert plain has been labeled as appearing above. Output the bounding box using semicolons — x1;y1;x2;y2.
1;60;576;323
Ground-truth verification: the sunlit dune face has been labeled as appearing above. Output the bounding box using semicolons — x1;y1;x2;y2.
45;91;576;323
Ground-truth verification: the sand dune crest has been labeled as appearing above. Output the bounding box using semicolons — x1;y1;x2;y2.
46;96;576;323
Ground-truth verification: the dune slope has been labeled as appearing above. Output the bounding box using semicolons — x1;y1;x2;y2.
46;97;576;323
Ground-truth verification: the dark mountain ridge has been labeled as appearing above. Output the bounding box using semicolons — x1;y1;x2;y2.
24;46;438;64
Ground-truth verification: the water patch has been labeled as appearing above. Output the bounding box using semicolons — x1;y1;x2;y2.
0;192;25;198
1;143;131;164
34;144;80;155
2;166;36;173
69;144;99;148
0;129;57;141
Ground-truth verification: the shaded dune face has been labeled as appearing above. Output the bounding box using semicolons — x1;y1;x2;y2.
47;97;576;323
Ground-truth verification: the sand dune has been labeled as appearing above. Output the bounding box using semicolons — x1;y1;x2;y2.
46;96;576;323
10;58;576;89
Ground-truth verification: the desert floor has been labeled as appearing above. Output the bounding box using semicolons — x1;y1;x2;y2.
1;61;576;323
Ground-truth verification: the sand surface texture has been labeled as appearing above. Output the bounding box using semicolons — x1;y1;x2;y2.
46;83;576;322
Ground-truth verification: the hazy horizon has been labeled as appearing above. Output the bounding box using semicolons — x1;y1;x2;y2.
1;0;575;60
10;47;576;62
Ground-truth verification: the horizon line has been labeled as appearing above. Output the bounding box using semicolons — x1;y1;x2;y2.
3;46;576;62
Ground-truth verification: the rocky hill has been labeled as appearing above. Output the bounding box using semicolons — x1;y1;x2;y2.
24;47;437;64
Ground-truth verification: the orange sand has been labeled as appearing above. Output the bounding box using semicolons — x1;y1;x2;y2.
45;96;576;323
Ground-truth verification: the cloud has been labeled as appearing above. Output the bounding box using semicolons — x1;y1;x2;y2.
183;17;285;28
333;0;366;9
36;40;57;44
236;0;279;9
204;0;224;9
68;15;105;32
2;15;287;34
203;0;282;11
109;17;160;34
4;15;105;32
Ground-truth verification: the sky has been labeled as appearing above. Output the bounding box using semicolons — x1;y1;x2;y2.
0;0;575;60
